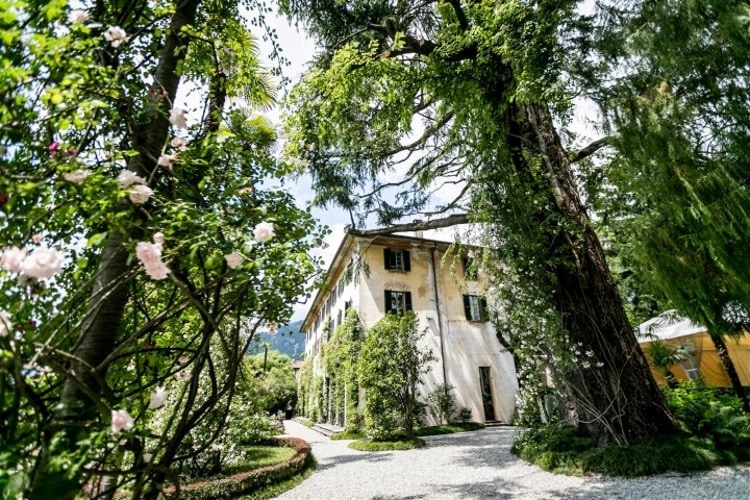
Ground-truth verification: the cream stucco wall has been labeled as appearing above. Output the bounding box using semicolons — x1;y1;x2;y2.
355;238;518;424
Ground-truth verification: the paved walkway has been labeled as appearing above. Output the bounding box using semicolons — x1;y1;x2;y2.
278;420;750;499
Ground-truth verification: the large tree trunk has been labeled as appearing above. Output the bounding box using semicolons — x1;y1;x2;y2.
491;97;678;444
710;333;750;412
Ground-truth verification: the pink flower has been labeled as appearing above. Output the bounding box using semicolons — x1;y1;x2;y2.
117;170;145;189
111;409;134;433
1;247;27;273
31;233;43;243
170;137;187;150
135;242;170;280
69;10;90;24
152;232;164;245
128;184;153;204
157;153;178;167
253;222;275;243
63;169;89;184
0;311;11;337
148;387;167;409
48;142;59;152
224;251;244;269
169;107;188;129
103;26;127;48
22;246;64;279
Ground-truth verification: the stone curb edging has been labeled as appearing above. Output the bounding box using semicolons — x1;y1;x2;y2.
163;437;312;499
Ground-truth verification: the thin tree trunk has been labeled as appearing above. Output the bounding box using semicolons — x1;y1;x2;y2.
710;333;750;412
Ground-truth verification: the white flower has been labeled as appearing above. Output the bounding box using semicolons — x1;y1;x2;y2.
157;153;178;167
148;387;167;409
175;370;190;382
69;10;90;24
63;169;89;184
152;232;164;245
117;170;145;189
136;242;170;280
253;222;275;243
111;409;134;433
169;107;188;129
103;26;127;48
0;311;11;337
143;453;153;463
22;246;64;279
224;251;244;269
1;247;27;273
128;184;153;204
31;233;43;244
170;137;187;150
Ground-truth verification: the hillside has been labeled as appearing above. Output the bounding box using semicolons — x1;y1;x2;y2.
247;320;305;361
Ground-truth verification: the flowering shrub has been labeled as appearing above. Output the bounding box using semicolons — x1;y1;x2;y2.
0;0;326;497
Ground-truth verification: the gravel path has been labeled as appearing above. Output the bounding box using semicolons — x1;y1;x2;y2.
278;420;750;499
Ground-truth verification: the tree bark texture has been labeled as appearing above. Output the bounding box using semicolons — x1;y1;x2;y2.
513;101;678;443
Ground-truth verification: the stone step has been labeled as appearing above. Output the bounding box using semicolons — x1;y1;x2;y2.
311;422;345;437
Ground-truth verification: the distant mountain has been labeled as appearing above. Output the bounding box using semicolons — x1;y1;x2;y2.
247;320;305;361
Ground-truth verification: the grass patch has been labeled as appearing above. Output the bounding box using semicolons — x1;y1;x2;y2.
512;425;720;477
330;430;366;440
349;437;426;451
414;422;485;436
220;446;296;477
296;418;315;428
235;455;317;500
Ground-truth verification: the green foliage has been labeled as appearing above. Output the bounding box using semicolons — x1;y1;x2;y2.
665;382;750;461
0;0;325;495
330;430;366;441
320;310;363;429
412;423;484;436
593;0;750;338
357;313;434;439
512;425;716;477
427;384;457;424
244;349;298;415
348;438;426;452
456;407;473;424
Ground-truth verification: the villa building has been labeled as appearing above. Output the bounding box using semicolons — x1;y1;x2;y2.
300;230;518;425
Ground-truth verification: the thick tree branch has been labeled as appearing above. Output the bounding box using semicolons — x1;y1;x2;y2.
447;0;469;31
348;213;469;236
569;136;611;163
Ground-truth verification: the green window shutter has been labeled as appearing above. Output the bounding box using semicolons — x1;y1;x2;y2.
403;250;411;271
384;290;392;313
384;248;391;270
463;295;472;320
481;298;489;321
405;291;413;312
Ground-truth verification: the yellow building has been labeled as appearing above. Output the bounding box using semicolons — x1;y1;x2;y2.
637;313;750;387
301;230;519;425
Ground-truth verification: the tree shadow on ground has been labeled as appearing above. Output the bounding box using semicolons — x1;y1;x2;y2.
314;449;391;470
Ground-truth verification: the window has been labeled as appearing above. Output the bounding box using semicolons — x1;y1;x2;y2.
385;290;413;315
680;358;702;381
463;257;478;281
337;309;343;328
344;300;352;312
384;248;411;272
463;295;488;322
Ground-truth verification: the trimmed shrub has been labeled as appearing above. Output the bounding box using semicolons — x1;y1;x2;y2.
164;437;312;499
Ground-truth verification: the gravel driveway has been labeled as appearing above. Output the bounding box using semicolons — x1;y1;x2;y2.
278;420;750;499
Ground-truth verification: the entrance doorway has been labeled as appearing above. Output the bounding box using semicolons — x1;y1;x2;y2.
478;366;496;421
